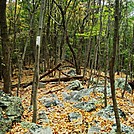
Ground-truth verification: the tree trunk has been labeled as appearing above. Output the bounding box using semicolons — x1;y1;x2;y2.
17;38;29;96
53;0;81;75
32;0;46;123
0;50;2;80
0;0;11;94
17;9;36;96
104;0;111;107
13;0;18;49
109;0;121;133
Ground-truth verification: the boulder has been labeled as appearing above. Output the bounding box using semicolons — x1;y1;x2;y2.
89;85;111;97
29;126;52;134
81;88;93;96
21;122;52;134
97;105;126;120
66;80;84;91
110;123;134;134
62;88;92;102
0;118;12;134
0;90;24;133
62;91;82;102
89;77;104;85
73;101;96;112
38;110;49;123
88;126;101;134
67;69;76;76
115;78;132;93
39;94;63;108
68;112;82;125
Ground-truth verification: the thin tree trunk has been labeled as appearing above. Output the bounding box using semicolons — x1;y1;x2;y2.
130;19;134;81
13;0;18;49
53;0;81;75
104;0;111;107
121;0;130;98
17;9;36;96
0;51;2;81
32;0;45;123
17;38;29;96
109;0;121;133
45;0;54;69
122;72;128;98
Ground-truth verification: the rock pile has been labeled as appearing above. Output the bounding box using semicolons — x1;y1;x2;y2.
0;91;24;134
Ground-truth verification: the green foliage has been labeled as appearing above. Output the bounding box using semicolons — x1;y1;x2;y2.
2;0;134;72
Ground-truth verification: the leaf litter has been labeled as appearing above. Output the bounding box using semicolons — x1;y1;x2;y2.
5;71;134;134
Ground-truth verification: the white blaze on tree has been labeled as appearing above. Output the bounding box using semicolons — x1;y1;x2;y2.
36;36;41;46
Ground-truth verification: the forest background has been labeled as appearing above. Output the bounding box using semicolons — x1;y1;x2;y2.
0;0;134;134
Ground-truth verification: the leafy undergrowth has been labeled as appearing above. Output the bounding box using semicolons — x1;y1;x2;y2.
6;71;134;134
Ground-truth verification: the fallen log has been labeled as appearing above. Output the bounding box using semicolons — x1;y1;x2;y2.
22;63;62;88
40;75;84;83
12;75;84;89
44;87;64;94
93;74;110;79
57;68;71;77
40;63;62;79
12;63;62;89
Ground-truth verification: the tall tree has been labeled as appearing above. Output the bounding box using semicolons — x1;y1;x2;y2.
32;0;46;123
109;0;121;133
0;0;11;94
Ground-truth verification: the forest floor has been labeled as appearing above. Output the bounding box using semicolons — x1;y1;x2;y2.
2;66;134;134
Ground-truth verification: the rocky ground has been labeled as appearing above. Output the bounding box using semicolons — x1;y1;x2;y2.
0;68;134;134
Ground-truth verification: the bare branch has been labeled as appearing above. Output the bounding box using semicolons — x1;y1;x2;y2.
49;14;62;26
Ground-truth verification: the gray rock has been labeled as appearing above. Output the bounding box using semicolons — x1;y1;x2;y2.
45;99;63;108
42;126;53;134
63;88;95;102
97;105;126;120
70;91;83;101
0;91;24;133
66;80;84;91
115;78;132;93
5;97;24;117
62;92;71;101
38;110;49;123
62;88;92;102
89;85;111;97
110;123;134;134
89;77;104;85
88;126;101;134
81;88;92;96
73;101;96;112
63;91;83;102
67;69;76;76
40;94;63;108
68;112;82;125
38;82;45;88
49;82;57;84
0;118;12;134
21;122;53;134
29;126;52;134
21;122;35;129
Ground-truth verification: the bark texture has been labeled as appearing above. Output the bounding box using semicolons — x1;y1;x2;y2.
0;0;11;94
